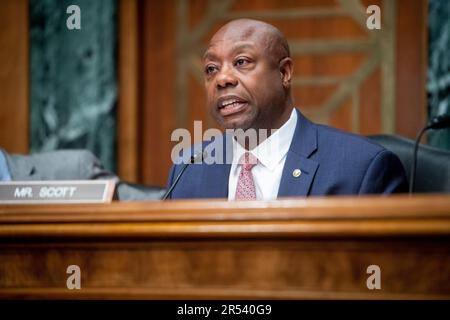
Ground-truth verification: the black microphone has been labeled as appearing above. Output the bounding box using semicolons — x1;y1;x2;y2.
162;150;206;200
410;114;450;194
427;114;450;130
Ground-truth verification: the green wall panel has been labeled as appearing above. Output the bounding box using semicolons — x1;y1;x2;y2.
428;0;450;150
30;0;117;170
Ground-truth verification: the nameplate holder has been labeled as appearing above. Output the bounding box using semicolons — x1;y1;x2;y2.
0;180;116;204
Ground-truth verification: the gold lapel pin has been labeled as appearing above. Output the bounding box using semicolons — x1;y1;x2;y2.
292;169;302;178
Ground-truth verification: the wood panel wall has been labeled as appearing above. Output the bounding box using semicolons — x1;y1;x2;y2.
395;0;428;139
118;0;139;182
0;0;29;154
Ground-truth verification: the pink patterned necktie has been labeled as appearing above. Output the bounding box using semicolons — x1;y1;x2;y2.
235;152;258;200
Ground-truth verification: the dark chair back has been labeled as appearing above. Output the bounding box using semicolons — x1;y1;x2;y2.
116;182;166;201
369;134;450;193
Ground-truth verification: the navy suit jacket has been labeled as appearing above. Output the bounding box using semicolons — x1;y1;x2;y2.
167;109;408;199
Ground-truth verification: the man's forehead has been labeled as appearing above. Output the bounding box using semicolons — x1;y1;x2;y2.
203;41;256;60
203;20;289;62
204;26;267;59
210;23;263;46
204;41;256;57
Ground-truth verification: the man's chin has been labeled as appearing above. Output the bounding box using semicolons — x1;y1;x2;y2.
221;119;252;131
213;113;249;129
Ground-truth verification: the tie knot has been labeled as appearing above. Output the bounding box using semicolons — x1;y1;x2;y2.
239;152;258;171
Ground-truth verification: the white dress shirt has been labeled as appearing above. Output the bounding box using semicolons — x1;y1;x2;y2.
228;108;298;200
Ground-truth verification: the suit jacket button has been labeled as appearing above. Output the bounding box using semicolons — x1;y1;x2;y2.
292;169;302;178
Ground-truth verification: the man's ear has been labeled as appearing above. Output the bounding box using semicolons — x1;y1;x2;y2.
279;57;293;89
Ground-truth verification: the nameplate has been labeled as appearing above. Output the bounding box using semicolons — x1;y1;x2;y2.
0;180;116;204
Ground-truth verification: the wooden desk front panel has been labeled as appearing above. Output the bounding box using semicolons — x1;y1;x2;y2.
1;238;449;299
0;196;449;299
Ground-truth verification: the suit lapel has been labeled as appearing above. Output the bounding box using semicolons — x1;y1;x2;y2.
278;151;319;197
199;134;232;198
277;109;319;197
198;110;320;199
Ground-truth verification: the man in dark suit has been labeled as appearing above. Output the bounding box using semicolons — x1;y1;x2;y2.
167;19;408;200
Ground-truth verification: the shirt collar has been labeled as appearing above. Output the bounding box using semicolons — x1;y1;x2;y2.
232;108;298;171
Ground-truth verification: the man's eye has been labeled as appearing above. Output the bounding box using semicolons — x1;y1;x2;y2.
235;58;249;66
205;65;217;75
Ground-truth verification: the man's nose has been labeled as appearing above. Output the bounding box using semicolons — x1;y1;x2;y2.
216;66;238;89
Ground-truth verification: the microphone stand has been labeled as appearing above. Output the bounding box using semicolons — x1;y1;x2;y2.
162;151;205;200
410;115;450;194
409;126;429;194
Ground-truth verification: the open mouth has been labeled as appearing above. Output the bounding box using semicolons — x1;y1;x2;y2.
217;96;248;117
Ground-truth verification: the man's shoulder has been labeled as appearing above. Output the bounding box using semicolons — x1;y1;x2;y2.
314;123;385;156
302;119;408;194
